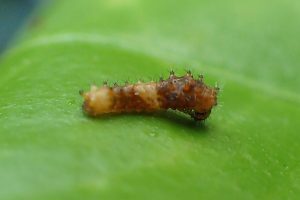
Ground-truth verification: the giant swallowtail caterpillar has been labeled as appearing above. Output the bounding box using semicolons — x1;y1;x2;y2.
81;71;218;121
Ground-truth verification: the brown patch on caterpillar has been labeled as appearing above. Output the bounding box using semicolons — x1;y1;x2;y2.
81;71;218;121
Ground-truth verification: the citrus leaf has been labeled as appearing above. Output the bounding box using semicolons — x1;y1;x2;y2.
0;0;299;199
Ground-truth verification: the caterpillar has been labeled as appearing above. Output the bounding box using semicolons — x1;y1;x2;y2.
80;71;218;121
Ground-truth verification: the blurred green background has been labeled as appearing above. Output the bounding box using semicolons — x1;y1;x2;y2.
0;0;299;199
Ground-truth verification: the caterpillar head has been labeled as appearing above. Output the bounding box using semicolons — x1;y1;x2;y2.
192;82;218;121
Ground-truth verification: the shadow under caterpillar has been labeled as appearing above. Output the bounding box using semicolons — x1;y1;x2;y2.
80;71;219;121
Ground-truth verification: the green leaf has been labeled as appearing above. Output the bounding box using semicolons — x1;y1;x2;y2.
0;0;299;199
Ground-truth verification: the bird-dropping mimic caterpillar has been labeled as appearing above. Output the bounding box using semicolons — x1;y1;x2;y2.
81;71;218;121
